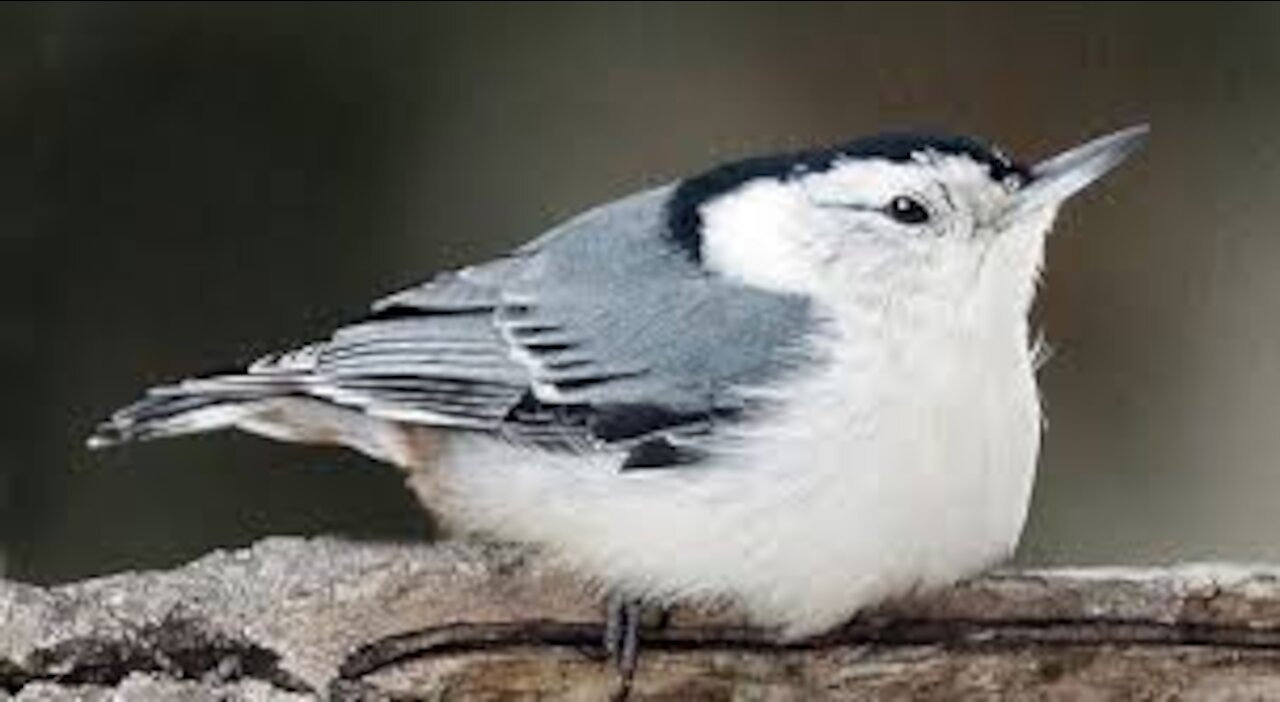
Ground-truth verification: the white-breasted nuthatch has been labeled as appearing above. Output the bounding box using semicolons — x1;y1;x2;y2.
91;125;1146;675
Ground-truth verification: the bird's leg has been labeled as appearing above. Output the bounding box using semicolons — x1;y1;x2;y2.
604;592;644;696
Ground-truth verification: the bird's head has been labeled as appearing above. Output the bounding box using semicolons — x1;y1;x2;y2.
670;126;1147;323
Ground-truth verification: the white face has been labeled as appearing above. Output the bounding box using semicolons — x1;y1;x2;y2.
698;153;1057;323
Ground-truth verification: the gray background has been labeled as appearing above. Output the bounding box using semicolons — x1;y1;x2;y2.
2;2;1276;583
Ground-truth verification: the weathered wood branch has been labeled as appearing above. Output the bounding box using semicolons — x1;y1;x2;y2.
3;538;1280;700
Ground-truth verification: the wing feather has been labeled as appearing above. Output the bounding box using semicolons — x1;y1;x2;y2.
271;186;816;459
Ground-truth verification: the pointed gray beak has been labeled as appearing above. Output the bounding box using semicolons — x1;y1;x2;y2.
1011;124;1148;218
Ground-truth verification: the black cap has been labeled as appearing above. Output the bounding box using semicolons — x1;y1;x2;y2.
667;131;1029;262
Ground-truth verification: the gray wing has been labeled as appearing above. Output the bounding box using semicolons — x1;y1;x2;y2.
313;185;816;461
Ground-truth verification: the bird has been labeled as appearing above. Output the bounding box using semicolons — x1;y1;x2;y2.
90;124;1146;681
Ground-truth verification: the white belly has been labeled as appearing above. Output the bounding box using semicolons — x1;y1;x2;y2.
424;328;1042;638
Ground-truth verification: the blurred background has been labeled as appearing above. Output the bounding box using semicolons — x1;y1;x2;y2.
2;1;1276;583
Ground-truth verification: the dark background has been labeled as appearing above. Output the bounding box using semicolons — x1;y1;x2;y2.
3;2;1276;583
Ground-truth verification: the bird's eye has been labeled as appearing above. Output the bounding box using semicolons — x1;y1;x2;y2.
885;195;931;225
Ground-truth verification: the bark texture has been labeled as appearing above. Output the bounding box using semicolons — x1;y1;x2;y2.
3;537;1280;700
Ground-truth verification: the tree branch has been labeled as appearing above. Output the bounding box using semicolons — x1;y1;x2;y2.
3;538;1280;700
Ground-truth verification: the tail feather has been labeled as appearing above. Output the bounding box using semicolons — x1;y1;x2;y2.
87;384;279;449
87;345;322;449
87;342;444;469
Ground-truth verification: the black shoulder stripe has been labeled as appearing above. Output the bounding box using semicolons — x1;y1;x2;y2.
587;403;702;443
620;437;705;470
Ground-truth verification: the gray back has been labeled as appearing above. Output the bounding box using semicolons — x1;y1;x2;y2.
317;185;817;451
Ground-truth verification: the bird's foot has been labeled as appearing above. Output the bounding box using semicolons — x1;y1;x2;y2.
605;593;642;696
604;593;653;701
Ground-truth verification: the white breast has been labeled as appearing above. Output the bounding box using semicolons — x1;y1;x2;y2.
424;307;1042;639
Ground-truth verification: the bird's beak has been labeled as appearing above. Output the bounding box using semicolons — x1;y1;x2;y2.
1009;124;1149;220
